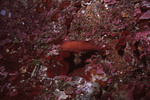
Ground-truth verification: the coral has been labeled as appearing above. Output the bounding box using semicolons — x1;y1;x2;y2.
0;0;150;99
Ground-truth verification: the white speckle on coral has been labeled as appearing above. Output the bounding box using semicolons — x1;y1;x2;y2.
49;50;59;55
6;49;9;53
22;21;25;25
77;77;83;84
81;10;85;14
55;89;60;92
84;1;92;6
102;45;106;48
86;82;92;87
53;25;56;29
85;38;91;41
92;72;108;82
91;74;96;82
148;36;150;40
41;66;48;71
55;89;68;100
83;83;93;93
120;79;123;82
85;66;92;75
8;12;11;18
0;10;6;16
105;4;108;9
97;13;100;18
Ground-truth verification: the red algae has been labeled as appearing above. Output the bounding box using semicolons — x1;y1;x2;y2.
1;0;150;100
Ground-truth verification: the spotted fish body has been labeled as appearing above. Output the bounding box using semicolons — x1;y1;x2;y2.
59;41;101;53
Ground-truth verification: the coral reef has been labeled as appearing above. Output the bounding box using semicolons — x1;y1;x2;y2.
0;0;150;99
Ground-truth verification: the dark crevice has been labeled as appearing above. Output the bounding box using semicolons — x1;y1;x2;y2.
64;51;96;75
133;41;140;57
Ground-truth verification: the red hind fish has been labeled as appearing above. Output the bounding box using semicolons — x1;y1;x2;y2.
59;41;102;53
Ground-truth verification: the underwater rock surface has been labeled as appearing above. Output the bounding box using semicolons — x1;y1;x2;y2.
0;0;150;99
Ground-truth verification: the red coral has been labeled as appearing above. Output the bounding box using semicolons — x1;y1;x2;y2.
58;0;71;10
73;1;81;12
65;15;73;29
139;10;150;20
51;10;60;21
36;3;45;13
44;0;53;11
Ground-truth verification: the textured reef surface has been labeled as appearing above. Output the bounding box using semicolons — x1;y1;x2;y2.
0;0;150;100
